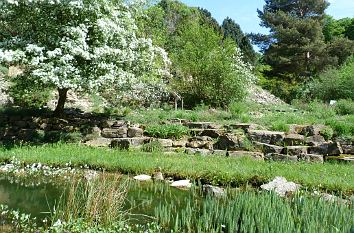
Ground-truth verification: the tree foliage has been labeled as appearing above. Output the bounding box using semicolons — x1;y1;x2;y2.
222;17;257;65
138;0;255;107
253;0;331;79
0;0;170;113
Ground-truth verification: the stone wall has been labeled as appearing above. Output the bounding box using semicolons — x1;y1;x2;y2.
0;115;353;163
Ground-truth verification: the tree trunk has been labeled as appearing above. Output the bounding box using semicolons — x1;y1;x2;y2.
53;88;68;116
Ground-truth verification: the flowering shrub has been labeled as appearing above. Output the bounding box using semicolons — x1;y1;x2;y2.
0;0;170;112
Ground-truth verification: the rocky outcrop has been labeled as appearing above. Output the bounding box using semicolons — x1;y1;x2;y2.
1;115;352;164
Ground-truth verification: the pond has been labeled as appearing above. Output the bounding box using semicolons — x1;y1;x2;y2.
0;171;353;233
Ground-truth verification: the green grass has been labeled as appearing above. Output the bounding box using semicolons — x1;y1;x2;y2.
0;144;353;193
144;124;190;139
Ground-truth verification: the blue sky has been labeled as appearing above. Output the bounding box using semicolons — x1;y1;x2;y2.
180;0;354;35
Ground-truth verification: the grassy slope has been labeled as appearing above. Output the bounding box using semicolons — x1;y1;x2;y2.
0;144;353;193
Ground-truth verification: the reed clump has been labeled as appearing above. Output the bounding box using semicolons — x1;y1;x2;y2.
52;173;127;228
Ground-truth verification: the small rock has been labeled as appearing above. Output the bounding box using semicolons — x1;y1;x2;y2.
85;137;112;147
170;180;192;189
134;175;152;181
172;139;187;147
301;125;326;136
203;185;226;197
157;139;173;147
261;177;301;197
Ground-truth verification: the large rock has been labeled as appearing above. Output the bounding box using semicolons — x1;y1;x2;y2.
261;177;301;197
203;185;226;197
226;123;260;133
134;175;152;181
111;137;148;149
265;153;298;162
186;136;213;149
288;124;306;134
298;154;324;163
301;124;326;136
283;134;305;146
171;180;192;189
285;146;309;156
248;130;285;144
85;137;112;147
185;148;213;156
227;151;264;160
184;122;215;129
254;142;284;154
102;128;127;138
212;150;228;156
127;127;143;138
172;139;187;147
156;139;173;147
200;129;223;138
306;135;326;146
214;134;243;150
308;142;343;155
336;139;354;154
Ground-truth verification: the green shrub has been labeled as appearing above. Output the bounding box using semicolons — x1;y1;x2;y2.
8;75;52;108
229;101;248;117
320;127;334;140
335;99;354;115
141;141;164;153
145;124;189;139
304;57;354;101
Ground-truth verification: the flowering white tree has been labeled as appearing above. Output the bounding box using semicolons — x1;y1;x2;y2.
0;0;170;114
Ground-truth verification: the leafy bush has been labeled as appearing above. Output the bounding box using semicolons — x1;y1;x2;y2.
335;99;354;115
170;18;254;107
8;75;52;108
303;57;354;101
320;127;334;140
229;101;248;117
145;124;189;139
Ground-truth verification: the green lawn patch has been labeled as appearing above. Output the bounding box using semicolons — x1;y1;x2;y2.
0;144;353;194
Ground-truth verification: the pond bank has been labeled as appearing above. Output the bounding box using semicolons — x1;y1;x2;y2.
0;144;353;194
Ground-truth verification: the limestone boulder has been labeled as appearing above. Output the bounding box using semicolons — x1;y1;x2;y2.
265;153;298;162
102;128;127;138
134;175;152;181
248;130;285;144
226;123;260;133
171;180;192;189
85;137;112;147
284;134;305;146
308;142;343;155
285;146;309;156
214;134;242;150
111;138;148;150
127;127;143;138
298;154;324;163
306;135;326;146
156;139;173;147
301;124;326;136
185;148;213;156
288;124;306;134
261;177;301;197
203;185;226;197
254;142;284;154
227;151;264;160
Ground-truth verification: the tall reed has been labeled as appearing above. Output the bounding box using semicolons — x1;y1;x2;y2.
52;173;127;228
